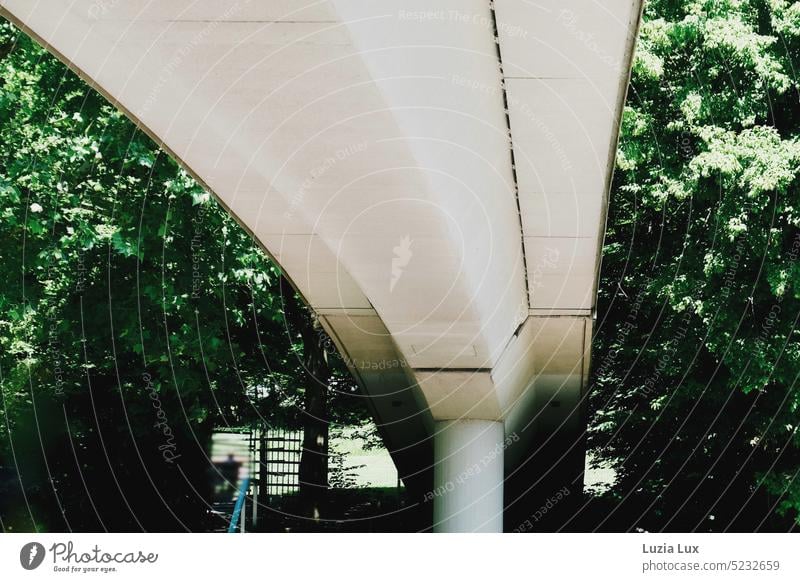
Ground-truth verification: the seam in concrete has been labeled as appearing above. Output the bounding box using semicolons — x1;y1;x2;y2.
413;367;493;374
488;0;530;311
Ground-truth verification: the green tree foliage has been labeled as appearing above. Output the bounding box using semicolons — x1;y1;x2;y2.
0;19;365;532
588;0;800;531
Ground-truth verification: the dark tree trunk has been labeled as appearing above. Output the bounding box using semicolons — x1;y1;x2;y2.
0;39;17;62
280;276;330;524
297;350;329;522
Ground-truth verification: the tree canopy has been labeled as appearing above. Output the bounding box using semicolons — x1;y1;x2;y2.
587;0;800;531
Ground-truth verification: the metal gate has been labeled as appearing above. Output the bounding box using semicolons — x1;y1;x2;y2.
249;427;302;499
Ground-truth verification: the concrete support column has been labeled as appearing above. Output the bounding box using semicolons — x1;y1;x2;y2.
432;419;504;532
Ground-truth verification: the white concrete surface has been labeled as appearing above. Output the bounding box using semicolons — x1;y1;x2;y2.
433;420;504;532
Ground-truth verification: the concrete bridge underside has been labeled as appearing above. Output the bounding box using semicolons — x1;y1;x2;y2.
2;0;642;531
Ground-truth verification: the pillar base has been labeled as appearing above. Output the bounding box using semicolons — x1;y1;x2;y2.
432;419;504;532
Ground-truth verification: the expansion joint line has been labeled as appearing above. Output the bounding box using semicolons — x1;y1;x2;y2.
488;1;530;312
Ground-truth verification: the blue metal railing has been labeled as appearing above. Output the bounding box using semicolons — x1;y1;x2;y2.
228;476;250;533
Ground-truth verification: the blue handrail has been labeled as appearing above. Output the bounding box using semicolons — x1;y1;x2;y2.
228;476;250;533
